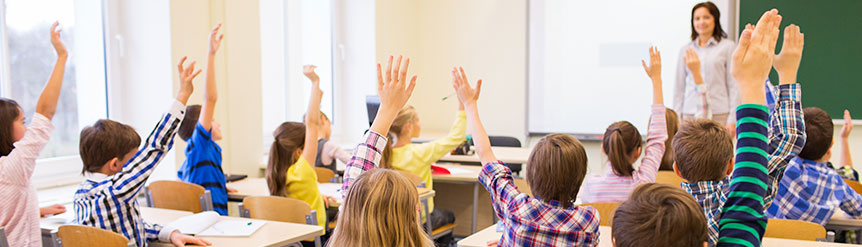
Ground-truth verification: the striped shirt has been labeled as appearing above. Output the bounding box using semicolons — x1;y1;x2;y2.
74;101;185;246
717;104;771;247
0;113;53;247
766;157;862;225
682;83;805;246
581;104;667;203
178;122;227;215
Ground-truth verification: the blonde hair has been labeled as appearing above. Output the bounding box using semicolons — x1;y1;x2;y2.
380;106;418;169
327;169;433;247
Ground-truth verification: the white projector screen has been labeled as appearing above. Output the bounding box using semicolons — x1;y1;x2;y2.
528;0;732;138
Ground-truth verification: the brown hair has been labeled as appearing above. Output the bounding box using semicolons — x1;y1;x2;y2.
327;169;433;247
0;99;21;156
266;121;306;197
380;106;417;169
612;183;707;247
799;107;833;161
526;134;588;208
178;105;202;141
690;1;728;42
672;119;733;182
79;120;142;174
602;121;642;177
660;108;680;171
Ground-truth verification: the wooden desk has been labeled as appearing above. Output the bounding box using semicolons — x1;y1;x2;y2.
439;147;532;165
433;163;488;235
228;178;436;206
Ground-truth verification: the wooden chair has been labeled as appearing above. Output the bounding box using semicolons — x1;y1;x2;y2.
845;179;862;194
765;218;827;241
314;167;336;183
238;196;322;247
146;180;213;213
581;202;620;226
655;171;687;187
51;225;132;247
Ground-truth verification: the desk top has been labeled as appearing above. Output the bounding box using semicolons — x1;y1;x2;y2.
228;178;435;205
433;163;483;183
439;147;532;165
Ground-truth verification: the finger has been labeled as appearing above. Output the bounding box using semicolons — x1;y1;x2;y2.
734;29;753;63
385;55;393;83
767;15;783;52
750;9;776;47
641;60;649;74
191;69;203;79
452;69;459;87
655;47;661;61
392;55;403;83
376;63;384;90
218;34;224;43
407;75;418;95
177;56;188;72
201;238;212;245
400;58;410;83
459;67;468;85
475;79;483;98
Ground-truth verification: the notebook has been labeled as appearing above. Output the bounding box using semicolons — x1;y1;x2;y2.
168;211;266;237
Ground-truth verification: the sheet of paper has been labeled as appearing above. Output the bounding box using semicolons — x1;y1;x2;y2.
196;219;266;237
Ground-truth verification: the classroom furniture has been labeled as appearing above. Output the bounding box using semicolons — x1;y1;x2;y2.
581;202;620;227
145;180;214;213
438;147;532;165
433;163;490;235
51;225;132;247
314;167;336;183
844;179;862;194
512;178;532;197
397;170;425;187
238;196;322;247
765;219;828;241
0;227;8;247
655;171;687;187
489;136;524;175
826;215;862;244
226;178;436;207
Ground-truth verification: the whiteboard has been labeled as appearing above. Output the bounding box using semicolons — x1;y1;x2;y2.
528;0;732;137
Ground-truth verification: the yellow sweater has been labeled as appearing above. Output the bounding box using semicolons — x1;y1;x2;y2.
391;111;467;219
286;156;326;230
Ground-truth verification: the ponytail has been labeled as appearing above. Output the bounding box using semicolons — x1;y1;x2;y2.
380;133;395;169
602;121;643;177
379;106;417;169
266;122;306;197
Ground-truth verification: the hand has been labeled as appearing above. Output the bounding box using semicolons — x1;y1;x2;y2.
486;239;499;247
377;55;417;111
303;65;320;83
641;46;662;82
684;48;700;75
842;110;853;138
226;186;238;193
726;122;736;137
50;22;67;57
209;23;224;55
452;67;482;108
773;24;804;85
732;9;782;104
169;232;211;247
177;56;202;104
40;204;66;217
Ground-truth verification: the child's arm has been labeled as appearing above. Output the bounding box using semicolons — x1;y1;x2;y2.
301;65;323;168
634;46;668;185
717;9;781;246
686;48;713;120
35;22;67;120
841;110;853;168
199;24;223;132
341;55;417;196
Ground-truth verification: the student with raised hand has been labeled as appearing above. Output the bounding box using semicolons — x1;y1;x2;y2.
329;55;433;247
836;110;858;180
0;22;67;247
177;23;232;216
74;57;210;247
581;47;667;203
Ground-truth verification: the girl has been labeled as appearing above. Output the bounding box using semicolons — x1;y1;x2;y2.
581;47;668;203
659;108;679;171
0;22;67;247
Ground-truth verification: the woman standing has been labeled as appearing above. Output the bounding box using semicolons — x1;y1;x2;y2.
674;1;738;130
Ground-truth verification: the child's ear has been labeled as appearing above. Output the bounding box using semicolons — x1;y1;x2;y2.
673;163;683;178
725;158;735;176
109;157;122;172
294;149;303;159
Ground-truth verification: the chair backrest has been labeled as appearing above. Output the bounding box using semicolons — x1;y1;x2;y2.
54;225;131;247
764;218;826;241
655;171;687;187
581;202;620;227
488;136;522;147
241;196;312;224
396;170;424;188
314;167;336;183
512;178;532;197
147;180;210;213
845;179;862;194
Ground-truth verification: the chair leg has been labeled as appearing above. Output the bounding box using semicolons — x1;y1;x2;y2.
423;199;431;234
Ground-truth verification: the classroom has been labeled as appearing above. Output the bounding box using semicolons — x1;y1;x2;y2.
0;0;861;246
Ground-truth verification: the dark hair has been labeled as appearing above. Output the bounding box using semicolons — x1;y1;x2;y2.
660;108;680;171
613;183;708;247
0;99;21;156
79;119;142;174
690;1;728;42
799;107;833;160
178;105;202;141
526;134;588;208
266;121;306;197
672;119;733;182
602;121;642;177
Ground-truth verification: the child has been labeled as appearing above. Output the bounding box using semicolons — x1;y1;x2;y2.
176;24;231;216
73;57;210;247
613;10;784;247
453;66;600;246
581;47;667;203
310;111;350;173
265;65;333;231
835;110;858;181
329;55;433;247
659;108;679;171
673;21;805;246
0;22;66;247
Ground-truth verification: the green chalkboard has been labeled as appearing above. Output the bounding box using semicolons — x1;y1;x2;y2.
740;1;862;119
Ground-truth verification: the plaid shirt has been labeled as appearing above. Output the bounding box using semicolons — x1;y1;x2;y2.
340;131;387;198
480;161;600;246
766;157;862;225
74;101;185;246
682;83;805;246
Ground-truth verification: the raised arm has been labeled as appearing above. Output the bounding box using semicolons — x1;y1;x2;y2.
452;67;491;164
302;65;323;166
636;46;668;184
35;22;68;120
199;23;223;131
841;110;854;168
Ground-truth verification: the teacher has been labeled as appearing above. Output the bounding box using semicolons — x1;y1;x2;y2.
674;1;738;129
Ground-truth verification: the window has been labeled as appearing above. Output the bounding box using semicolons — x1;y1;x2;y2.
0;0;108;187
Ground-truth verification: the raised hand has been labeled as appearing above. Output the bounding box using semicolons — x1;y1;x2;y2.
176;56;201;104
452;67;482;108
303;65;323;99
50;22;67;57
732;9;782;105
842;110;853;139
370;55;418;134
642;46;662;81
684;48;700;74
209;23;224;55
773;24;804;85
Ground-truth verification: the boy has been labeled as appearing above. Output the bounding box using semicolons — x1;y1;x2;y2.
673;22;806;245
613;9;785;247
73;57;209;247
176;24;232;216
